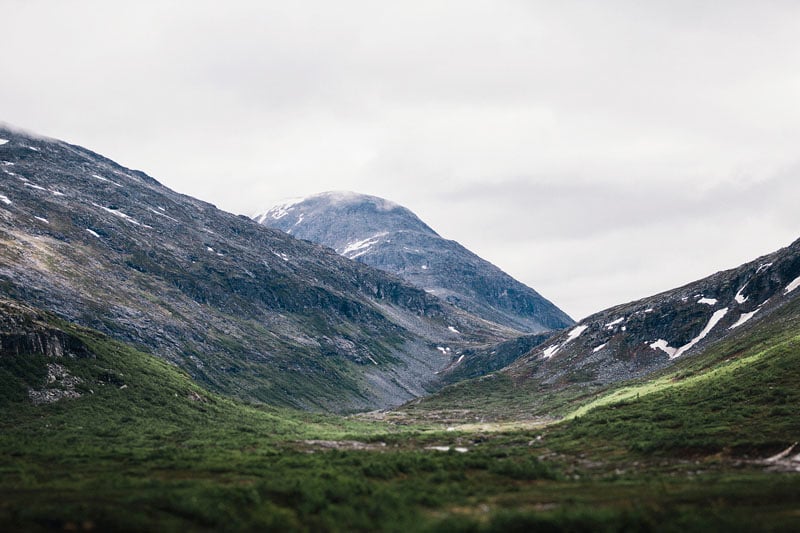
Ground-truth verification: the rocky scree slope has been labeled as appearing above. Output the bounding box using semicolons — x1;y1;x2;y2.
506;236;800;388
255;191;573;334
0;126;517;412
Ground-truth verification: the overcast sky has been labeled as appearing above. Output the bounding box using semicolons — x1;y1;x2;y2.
3;1;800;320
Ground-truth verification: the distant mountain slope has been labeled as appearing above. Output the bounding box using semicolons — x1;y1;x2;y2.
0;126;517;412
403;236;800;421
510;235;800;384
255;191;573;333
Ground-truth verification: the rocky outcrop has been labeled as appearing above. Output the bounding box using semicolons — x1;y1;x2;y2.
28;362;83;405
0;300;91;359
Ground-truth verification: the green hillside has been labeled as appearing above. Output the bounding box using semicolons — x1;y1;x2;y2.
1;296;799;531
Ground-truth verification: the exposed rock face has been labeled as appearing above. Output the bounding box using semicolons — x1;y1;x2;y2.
0;298;90;404
0;299;91;359
505;237;800;386
0;126;518;412
255;191;573;334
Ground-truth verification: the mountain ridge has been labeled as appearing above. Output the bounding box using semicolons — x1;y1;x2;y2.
255;191;574;334
402;233;800;421
0;126;519;412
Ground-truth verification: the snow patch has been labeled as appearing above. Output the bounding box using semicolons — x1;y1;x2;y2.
604;317;624;328
34;216;49;224
0;194;11;205
93;203;140;225
448;326;460;334
542;345;560;359
0;139;7;145
50;190;64;196
697;297;717;306
735;284;749;304
673;308;729;359
592;342;607;353
565;325;588;342
340;232;387;258
25;183;47;191
650;308;729;359
436;346;451;355
86;229;100;238
756;262;773;274
148;207;178;222
785;276;800;295
454;354;465;365
729;308;761;330
650;339;677;358
264;197;303;220
543;325;588;359
92;174;122;187
421;265;428;270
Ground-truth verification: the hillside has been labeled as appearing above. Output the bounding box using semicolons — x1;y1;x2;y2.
2;293;798;531
402;236;800;422
255;191;573;333
0;126;518;412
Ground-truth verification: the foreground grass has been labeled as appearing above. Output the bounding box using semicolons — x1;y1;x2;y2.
1;310;799;531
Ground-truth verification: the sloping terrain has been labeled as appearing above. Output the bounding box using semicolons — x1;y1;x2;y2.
0;126;516;412
403;236;800;421
1;294;798;532
255;191;573;333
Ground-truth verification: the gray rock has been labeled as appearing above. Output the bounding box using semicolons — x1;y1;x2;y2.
255;191;574;333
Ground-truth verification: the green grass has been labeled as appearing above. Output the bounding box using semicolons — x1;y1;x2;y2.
1;303;800;531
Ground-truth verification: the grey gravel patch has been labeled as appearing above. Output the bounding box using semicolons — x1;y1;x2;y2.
301;440;387;451
28;363;83;405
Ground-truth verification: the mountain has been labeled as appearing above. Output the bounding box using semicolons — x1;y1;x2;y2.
0;125;519;412
511;236;800;383
404;235;800;420
3;130;798;531
254;191;573;334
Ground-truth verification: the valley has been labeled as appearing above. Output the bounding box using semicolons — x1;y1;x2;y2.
1;127;799;531
1;294;798;531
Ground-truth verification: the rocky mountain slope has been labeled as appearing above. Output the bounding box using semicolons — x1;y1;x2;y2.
404;235;800;420
255;191;573;333
509;236;800;386
0;126;518;412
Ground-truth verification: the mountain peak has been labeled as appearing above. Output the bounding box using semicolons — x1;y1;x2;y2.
255;190;440;240
256;192;574;333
